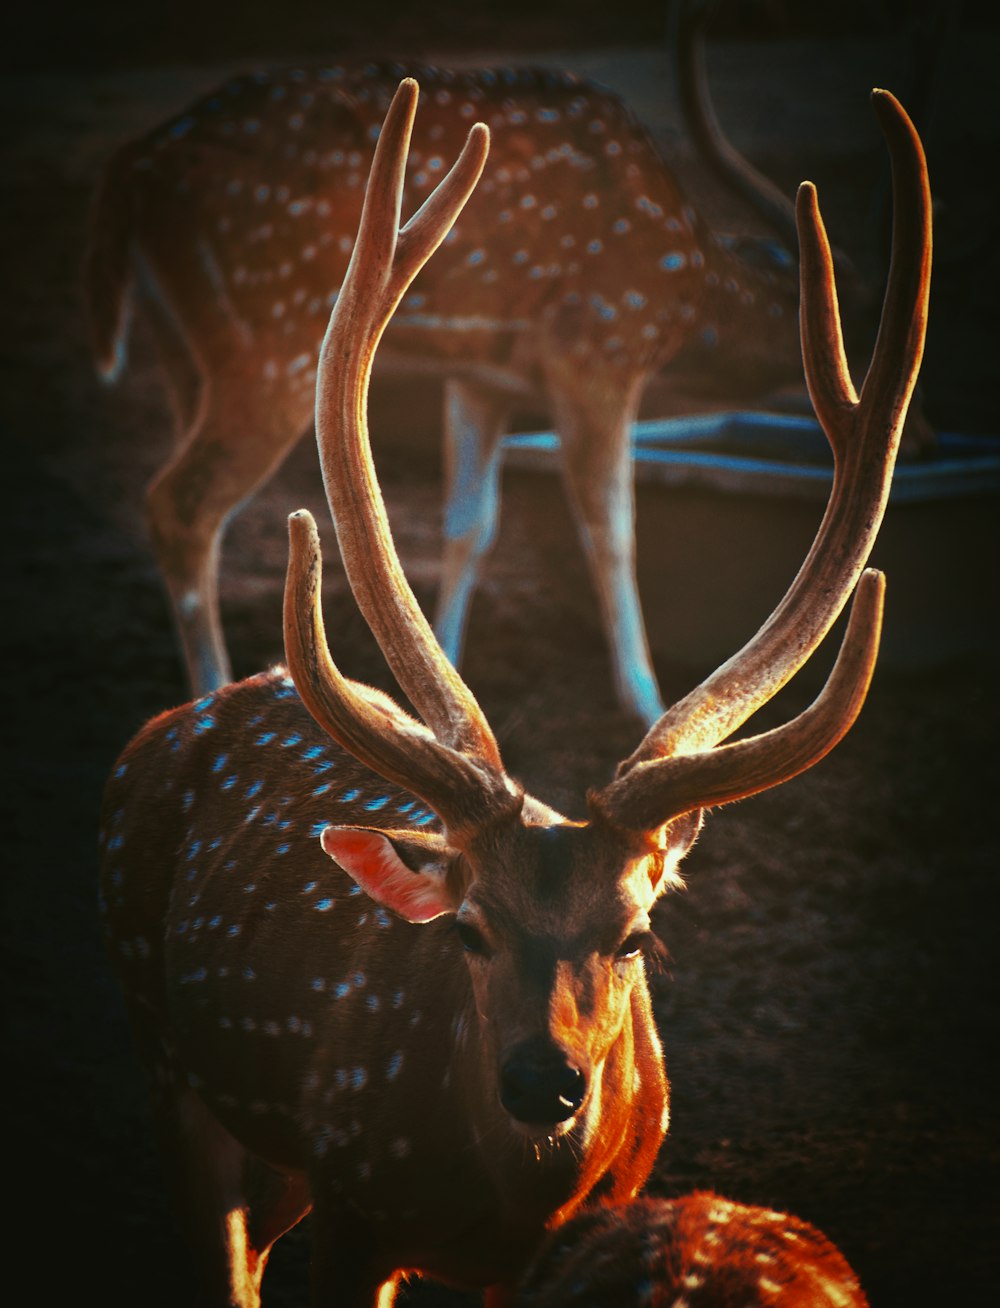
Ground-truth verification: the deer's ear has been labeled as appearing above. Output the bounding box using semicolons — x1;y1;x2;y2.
320;825;458;923
651;810;704;899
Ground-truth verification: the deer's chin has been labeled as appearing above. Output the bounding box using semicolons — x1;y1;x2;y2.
507;1115;578;1144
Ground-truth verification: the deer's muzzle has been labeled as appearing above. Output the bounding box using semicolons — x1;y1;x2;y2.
499;1037;587;1127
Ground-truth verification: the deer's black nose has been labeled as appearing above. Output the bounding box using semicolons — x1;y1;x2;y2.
500;1041;587;1124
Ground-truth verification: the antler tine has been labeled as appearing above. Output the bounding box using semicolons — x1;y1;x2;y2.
312;80;499;769
338;79;492;322
859;90;934;430
669;0;865;295
597;90;929;828
799;92;930;442
593;568;884;830
670;0;799;251
284;510;520;836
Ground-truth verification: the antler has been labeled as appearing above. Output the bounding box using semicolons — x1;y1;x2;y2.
669;0;866;297
670;0;798;247
593;90;931;831
284;81;520;837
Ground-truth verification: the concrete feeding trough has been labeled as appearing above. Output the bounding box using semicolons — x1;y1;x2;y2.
503;412;1000;676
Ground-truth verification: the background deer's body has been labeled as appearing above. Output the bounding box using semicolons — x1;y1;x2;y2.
86;59;802;719
100;668;669;1301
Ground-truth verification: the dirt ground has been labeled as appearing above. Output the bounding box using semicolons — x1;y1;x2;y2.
4;5;998;1305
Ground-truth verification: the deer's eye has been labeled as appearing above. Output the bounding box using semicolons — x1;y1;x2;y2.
453;920;490;957
616;930;655;963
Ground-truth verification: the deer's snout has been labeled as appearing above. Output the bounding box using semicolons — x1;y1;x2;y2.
500;1039;587;1126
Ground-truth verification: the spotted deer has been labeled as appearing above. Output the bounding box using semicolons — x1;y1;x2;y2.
85;22;906;723
98;80;929;1307
515;1192;869;1306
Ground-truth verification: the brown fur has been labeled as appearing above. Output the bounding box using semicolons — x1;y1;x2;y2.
517;1192;870;1306
99;669;682;1305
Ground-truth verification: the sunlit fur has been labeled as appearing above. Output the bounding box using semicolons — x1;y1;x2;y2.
99;669;687;1302
516;1193;870;1307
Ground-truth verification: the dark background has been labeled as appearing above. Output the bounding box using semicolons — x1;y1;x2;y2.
4;2;998;1304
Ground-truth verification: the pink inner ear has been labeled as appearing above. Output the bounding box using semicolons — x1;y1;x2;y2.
320;827;453;923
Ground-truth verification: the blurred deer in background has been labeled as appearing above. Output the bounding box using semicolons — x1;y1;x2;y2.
515;1192;869;1306
98;78;928;1307
84;3;928;722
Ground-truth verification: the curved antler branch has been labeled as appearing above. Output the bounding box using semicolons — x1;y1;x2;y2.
670;0;799;249
597;89;930;830
592;569;884;830
796;179;857;426
313;79;498;766
284;510;521;838
669;0;865;295
282;79;523;838
859;90;934;432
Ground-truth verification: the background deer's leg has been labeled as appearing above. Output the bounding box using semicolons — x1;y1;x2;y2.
145;372;312;695
545;361;662;725
433;377;512;665
136;274;204;438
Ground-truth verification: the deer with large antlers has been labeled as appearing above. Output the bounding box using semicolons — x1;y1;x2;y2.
98;79;928;1307
515;1192;869;1306
84;17;928;724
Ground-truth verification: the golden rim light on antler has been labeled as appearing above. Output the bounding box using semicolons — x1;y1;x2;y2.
284;508;522;836
284;81;521;838
311;83;498;766
285;81;930;840
604;90;930;782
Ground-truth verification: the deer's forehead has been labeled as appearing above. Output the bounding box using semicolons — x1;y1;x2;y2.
465;823;652;935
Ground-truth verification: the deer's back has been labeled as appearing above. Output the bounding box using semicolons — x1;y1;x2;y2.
106;61;726;380
98;670;456;1166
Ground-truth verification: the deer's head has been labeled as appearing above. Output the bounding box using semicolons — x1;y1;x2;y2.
319;782;700;1140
